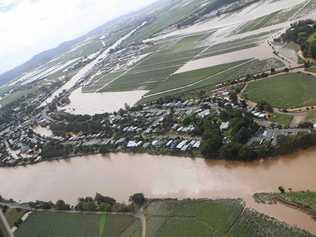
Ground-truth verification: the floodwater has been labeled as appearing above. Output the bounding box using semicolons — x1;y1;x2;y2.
62;89;148;115
40;22;147;108
151;0;306;40
175;43;274;73
1;148;316;233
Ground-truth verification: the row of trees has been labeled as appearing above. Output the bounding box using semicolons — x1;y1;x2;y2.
26;193;146;213
281;19;316;59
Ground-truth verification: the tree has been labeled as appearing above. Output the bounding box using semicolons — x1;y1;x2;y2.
278;186;285;193
219;142;242;160
99;145;109;154
95;193;116;206
229;92;238;104
55;200;70;210
200;127;223;157
129;193;146;206
238;145;257;161
257;101;273;113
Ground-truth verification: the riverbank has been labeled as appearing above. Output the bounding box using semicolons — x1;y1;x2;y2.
2;197;315;237
254;191;316;220
1;149;316;234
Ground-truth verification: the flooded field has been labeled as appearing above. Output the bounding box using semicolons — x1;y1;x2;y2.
62;89;148;115
40;23;147;108
152;0;306;40
175;43;274;73
1;148;316;233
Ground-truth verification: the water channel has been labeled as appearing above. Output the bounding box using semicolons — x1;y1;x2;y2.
0;148;316;233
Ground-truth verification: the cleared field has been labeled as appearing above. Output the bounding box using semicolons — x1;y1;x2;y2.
243;73;316;108
270;113;293;127
15;212;141;237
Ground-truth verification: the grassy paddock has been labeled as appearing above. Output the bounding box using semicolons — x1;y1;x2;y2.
243;72;316;108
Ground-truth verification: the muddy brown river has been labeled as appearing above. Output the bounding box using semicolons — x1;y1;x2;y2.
1;148;316;233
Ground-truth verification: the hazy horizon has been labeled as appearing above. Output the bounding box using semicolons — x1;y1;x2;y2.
0;0;157;75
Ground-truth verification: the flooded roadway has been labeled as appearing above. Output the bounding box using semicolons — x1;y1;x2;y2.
0;148;316;233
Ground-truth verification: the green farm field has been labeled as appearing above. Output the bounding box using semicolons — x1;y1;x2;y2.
279;192;316;210
144;199;314;237
243;73;316;108
15;212;141;237
142;58;284;103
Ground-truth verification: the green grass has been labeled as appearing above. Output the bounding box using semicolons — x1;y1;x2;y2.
307;32;316;44
0;88;36;107
238;1;307;34
230;208;313;237
4;208;26;227
305;110;316;123
280;192;316;210
82;72;124;92
101;66;180;91
147;61;243;95
101;47;207;92
15;212;141;237
287;42;301;52
198;43;258;58
127;0;213;43
141;58;284;103
238;11;281;33
306;67;316;73
243;72;316;108
145;199;314;237
270;113;293;127
145;199;244;237
171;34;208;53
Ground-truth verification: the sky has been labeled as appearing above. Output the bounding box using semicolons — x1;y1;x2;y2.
0;0;156;74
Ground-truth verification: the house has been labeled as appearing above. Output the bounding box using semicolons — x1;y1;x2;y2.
176;140;187;149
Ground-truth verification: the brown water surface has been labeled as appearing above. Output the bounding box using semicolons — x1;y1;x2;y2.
0;149;316;233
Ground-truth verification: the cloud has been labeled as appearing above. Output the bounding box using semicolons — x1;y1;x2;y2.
0;0;21;12
0;0;156;74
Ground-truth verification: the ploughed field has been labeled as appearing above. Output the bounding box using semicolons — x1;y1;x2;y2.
243;72;316;109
